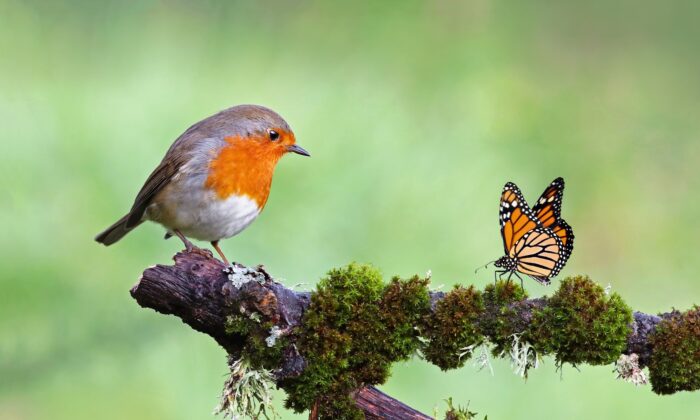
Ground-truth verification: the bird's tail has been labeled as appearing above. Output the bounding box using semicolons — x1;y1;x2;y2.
95;213;142;246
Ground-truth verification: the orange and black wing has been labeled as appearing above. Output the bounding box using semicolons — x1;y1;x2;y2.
531;177;564;229
512;227;565;284
499;182;541;255
550;219;574;268
531;176;574;259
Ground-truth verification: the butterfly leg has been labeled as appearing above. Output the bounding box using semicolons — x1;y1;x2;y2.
494;270;505;285
513;272;525;292
506;270;515;286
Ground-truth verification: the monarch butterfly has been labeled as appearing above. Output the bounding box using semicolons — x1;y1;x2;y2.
493;177;574;285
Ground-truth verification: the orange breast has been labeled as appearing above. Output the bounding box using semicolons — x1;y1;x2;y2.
204;136;284;208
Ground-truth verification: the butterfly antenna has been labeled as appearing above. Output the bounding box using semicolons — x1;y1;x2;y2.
475;260;496;274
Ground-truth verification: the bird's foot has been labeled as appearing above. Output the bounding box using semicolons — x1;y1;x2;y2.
173;229;195;252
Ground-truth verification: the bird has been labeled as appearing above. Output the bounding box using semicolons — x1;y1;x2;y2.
492;177;574;286
95;104;310;264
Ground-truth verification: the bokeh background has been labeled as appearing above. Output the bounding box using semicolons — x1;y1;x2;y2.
2;1;700;419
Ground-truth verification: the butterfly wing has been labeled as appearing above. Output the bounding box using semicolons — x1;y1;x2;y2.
550;219;574;267
531;177;564;228
531;176;574;262
512;227;565;284
500;182;541;255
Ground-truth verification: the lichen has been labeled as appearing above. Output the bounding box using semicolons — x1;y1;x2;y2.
215;356;279;419
423;285;485;370
467;343;494;375
648;306;700;394
226;264;266;288
527;275;632;366
508;333;540;378
616;353;647;386
265;326;283;347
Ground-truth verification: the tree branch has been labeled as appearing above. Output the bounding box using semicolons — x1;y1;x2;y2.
130;249;670;418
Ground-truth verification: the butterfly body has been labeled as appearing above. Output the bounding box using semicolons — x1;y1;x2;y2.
494;178;574;285
494;255;517;271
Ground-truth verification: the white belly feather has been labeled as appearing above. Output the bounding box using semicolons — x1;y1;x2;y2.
172;192;260;241
145;175;261;241
144;141;264;242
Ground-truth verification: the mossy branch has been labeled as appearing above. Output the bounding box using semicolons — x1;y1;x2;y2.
131;249;699;419
132;249;430;419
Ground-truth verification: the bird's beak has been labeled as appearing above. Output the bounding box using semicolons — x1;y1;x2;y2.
287;144;310;156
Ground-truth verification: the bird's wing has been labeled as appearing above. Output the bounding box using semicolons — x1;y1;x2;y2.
125;110;234;228
126;155;187;228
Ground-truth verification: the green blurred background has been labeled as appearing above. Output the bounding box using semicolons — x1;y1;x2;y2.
2;1;699;418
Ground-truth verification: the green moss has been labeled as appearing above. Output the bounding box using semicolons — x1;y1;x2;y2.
483;280;528;307
281;263;408;420
443;397;478;420
423;285;485;370
527;276;632;366
244;330;286;371
481;280;528;355
224;313;255;336
379;275;432;360
649;306;700;395
224;313;285;370
282;265;433;418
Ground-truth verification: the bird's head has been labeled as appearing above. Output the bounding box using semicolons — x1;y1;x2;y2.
217;104;309;161
203;104;309;206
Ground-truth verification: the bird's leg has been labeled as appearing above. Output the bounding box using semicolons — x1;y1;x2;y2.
173;229;195;252
211;240;230;266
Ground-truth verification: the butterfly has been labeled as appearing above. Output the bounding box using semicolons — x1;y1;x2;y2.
493;177;574;285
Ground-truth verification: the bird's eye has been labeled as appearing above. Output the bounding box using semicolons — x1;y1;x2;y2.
268;130;280;141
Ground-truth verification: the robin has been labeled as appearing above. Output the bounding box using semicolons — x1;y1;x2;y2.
95;104;309;264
